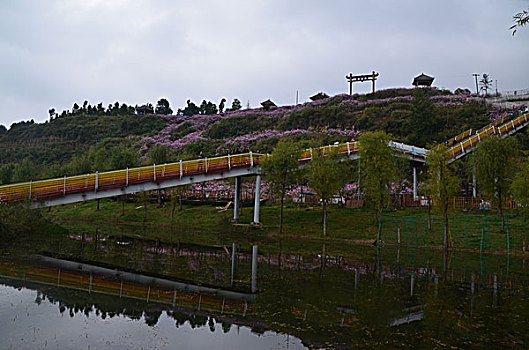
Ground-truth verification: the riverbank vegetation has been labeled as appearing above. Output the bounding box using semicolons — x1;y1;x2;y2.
42;197;529;255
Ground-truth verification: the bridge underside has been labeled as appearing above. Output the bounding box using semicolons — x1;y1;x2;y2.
31;167;260;209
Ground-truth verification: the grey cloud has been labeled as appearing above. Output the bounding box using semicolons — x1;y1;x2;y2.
0;0;527;127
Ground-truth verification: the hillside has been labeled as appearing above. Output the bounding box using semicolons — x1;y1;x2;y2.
0;87;523;184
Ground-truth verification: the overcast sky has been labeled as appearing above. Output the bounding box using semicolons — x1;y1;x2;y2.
1;0;528;127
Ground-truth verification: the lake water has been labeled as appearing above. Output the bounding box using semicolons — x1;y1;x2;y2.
1;226;529;349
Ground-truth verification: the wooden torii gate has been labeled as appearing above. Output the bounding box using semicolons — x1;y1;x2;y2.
346;71;379;95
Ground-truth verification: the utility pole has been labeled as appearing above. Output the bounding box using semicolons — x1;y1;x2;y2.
495;80;498;96
472;73;480;96
296;90;299;104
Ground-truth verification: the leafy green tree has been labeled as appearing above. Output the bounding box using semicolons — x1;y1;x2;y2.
199;100;218;115
0;163;14;184
410;88;438;147
47;163;67;178
69;154;92;175
479;73;492;96
12;158;36;183
307;151;348;237
90;147;109;172
179;100;200;116
358;131;396;228
96;103;105;114
231;98;242;111
426;144;460;249
510;7;529;35
110;146;140;170
219;98;226;114
262;140;302;233
473;136;518;231
511;159;529;251
148;145;172;164
155;98;173;115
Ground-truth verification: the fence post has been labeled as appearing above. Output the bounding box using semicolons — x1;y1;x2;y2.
29;180;32;200
488;220;491;250
377;216;382;242
415;221;418;247
346;142;350;156
64;175;67;195
404;219;408;247
153;164;156;181
95;172;98;192
228;154;231;170
205;157;208;173
250;152;254;167
506;219;510;254
465;219;468;249
126;168;129;186
423;219;427;246
480;220;485;255
309;148;313;160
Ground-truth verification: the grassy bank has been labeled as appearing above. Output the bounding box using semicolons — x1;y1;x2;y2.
43;198;529;254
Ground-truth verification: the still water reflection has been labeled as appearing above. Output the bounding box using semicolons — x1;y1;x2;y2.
1;228;529;349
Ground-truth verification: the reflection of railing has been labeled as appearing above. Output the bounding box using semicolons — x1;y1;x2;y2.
0;258;253;315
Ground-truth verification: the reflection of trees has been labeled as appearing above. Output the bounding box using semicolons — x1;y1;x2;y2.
8;236;529;349
144;310;162;326
221;320;231;333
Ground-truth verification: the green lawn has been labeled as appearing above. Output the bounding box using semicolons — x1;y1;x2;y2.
44;199;529;254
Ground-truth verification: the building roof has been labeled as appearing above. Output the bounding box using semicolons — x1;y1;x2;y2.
309;92;329;101
413;73;435;87
260;99;277;108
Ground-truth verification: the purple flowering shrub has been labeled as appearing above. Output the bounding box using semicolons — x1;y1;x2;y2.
140;88;506;158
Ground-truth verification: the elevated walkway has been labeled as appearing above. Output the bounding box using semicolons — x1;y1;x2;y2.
0;141;426;210
1;111;528;217
446;112;529;162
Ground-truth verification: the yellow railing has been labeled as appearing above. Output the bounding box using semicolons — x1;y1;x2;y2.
0;153;261;204
1;112;527;206
0;142;364;205
448;112;529;160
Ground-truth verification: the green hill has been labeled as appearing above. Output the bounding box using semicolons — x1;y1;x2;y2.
0;88;521;184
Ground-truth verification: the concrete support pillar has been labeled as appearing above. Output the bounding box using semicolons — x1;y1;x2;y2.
472;166;477;198
234;176;241;221
251;245;258;293
253;174;261;224
413;166;417;200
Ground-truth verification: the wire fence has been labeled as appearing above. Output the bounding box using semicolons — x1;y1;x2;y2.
379;214;528;252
